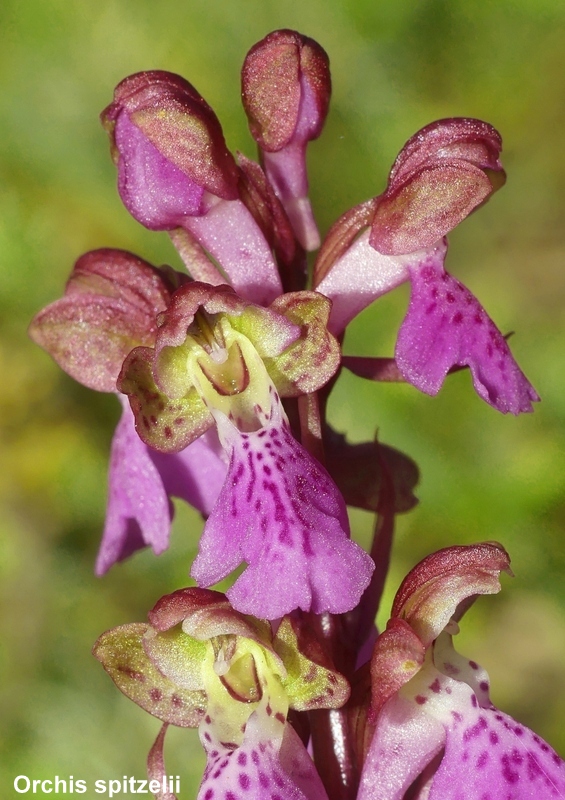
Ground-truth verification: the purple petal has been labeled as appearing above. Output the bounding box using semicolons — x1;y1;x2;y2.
395;248;539;414
431;704;565;800
96;401;227;575
191;399;374;619
115;113;205;229
96;401;173;575
150;428;227;518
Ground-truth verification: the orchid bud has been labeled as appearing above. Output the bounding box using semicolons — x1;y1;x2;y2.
370;118;507;255
102;71;282;306
242;29;331;250
101;70;239;230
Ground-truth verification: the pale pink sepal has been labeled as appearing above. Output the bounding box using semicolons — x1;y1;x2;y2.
316;229;416;335
183;197;283;306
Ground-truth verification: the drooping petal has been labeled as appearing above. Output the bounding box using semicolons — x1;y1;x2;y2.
191;391;374;619
395;247;539;414
96;401;226;575
390;542;512;649
96;401;174;575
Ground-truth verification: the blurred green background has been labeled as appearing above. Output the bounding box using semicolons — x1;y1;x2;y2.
2;0;565;795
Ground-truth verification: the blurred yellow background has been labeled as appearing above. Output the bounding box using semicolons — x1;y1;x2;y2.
2;0;565;795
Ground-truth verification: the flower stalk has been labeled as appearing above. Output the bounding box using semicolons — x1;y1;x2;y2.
29;25;562;800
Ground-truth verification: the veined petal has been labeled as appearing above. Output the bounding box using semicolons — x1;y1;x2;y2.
370;117;506;256
29;248;174;392
395;245;539;414
191;389;374;619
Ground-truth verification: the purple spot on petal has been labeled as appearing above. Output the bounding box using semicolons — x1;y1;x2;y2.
501;753;520;784
272;772;285;788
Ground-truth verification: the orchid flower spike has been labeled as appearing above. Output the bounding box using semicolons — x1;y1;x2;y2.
119;281;374;618
315;119;539;414
101;70;282;305
242;29;331;251
94;588;350;800
28;249;228;574
358;543;565;800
